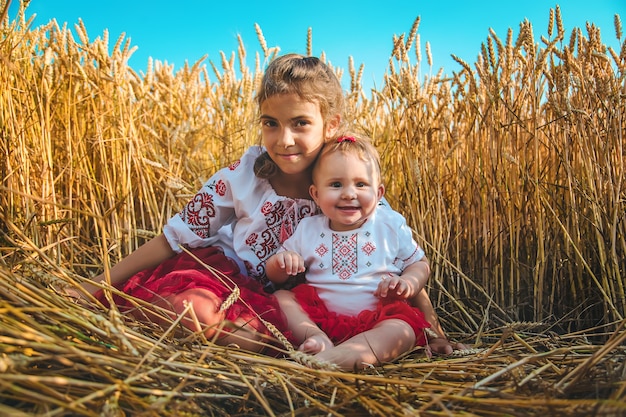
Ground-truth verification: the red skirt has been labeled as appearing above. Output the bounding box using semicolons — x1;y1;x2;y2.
95;246;289;340
291;284;429;346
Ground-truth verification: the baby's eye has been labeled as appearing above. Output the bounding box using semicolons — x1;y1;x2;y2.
330;181;342;188
357;182;368;188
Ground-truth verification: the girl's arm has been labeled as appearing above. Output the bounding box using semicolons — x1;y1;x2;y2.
411;288;446;338
75;151;259;299
80;234;176;296
401;258;468;353
411;284;468;354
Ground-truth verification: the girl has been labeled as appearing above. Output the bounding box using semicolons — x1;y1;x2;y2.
78;54;461;355
266;133;432;370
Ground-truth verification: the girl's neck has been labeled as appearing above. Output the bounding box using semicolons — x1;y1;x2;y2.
269;171;312;200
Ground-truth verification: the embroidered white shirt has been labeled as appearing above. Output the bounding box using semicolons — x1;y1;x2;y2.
280;208;425;316
163;146;319;290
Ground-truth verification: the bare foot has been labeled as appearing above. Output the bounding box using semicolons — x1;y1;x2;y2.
299;333;333;354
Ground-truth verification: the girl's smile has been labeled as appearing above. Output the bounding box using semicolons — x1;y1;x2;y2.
260;93;330;177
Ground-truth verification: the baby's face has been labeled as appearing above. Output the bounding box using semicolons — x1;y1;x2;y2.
310;151;384;231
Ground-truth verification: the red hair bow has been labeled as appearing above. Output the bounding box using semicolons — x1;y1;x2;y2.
337;136;356;143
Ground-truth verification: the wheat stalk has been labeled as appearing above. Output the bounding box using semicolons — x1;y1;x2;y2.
1;7;625;415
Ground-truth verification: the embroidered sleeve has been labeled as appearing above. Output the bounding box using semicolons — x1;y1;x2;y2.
394;214;426;268
163;157;242;250
178;176;232;239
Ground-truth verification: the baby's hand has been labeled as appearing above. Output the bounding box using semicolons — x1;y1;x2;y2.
274;251;305;276
375;273;410;299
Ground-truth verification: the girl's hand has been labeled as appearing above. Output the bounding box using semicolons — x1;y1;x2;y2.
58;282;98;305
427;337;469;355
273;251;305;276
375;273;411;300
61;286;86;301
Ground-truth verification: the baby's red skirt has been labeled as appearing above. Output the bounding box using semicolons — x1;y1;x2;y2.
95;246;289;342
291;284;430;346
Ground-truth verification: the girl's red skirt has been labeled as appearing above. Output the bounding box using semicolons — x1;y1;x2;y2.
291;284;430;346
95;246;289;341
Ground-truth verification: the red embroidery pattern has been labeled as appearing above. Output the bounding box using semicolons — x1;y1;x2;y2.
251;202;285;257
246;200;319;287
245;201;318;285
229;160;240;170
245;233;258;246
395;245;421;267
179;191;215;238
361;241;376;256
245;201;288;282
261;201;273;215
332;233;358;280
315;243;329;257
215;179;226;196
403;245;421;263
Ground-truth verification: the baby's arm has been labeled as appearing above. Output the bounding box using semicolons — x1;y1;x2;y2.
265;250;306;284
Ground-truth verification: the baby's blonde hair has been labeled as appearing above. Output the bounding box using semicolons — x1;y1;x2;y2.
312;132;382;184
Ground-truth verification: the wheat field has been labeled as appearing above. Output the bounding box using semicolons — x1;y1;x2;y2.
1;2;625;415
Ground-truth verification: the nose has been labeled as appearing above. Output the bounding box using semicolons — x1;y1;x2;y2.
341;184;357;199
277;128;295;148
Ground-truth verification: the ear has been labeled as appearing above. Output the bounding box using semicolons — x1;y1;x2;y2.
377;184;385;201
309;184;320;204
325;114;341;138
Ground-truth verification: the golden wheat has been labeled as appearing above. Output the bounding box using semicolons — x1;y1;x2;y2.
1;2;625;415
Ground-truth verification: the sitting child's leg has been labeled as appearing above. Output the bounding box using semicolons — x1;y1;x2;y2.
314;318;416;371
273;290;333;353
299;333;334;354
149;287;223;333
158;288;266;352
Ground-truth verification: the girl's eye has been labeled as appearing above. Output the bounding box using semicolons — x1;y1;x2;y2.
330;182;341;188
294;120;309;127
261;119;277;127
357;182;367;188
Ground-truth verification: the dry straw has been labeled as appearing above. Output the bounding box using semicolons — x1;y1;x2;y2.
1;2;625;415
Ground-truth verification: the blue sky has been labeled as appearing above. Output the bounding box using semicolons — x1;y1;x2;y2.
9;1;625;91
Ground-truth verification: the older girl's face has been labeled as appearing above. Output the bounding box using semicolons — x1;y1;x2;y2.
260;93;339;176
